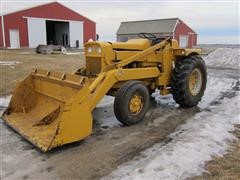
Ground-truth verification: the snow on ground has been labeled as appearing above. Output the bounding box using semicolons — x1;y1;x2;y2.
152;75;236;109
0;61;20;66
94;96;122;128
204;48;240;69
104;92;240;180
152;92;177;107
96;96;114;108
0;96;11;116
18;52;34;55
198;76;237;109
0;96;11;108
66;52;85;55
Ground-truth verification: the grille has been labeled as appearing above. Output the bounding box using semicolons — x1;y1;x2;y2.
86;57;102;75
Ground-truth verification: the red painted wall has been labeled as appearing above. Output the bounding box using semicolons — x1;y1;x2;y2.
174;19;197;48
1;2;96;47
0;18;3;47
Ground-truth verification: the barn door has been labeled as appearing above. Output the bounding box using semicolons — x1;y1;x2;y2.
179;35;188;48
27;17;46;48
9;29;20;48
69;21;83;48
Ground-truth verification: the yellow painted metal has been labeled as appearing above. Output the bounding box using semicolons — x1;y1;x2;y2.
2;69;91;151
2;38;202;151
157;43;175;95
116;39;171;68
188;68;203;96
115;51;139;61
112;39;150;50
85;41;115;74
173;48;201;56
129;94;143;115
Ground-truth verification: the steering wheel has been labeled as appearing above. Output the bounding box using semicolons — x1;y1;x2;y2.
138;32;157;40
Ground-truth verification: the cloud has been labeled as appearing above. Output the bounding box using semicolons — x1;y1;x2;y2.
61;1;239;43
1;0;239;44
198;35;240;44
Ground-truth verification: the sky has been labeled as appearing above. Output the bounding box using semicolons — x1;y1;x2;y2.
0;0;239;44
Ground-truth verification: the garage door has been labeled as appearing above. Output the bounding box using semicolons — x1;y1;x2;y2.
179;35;188;48
69;21;83;48
27;18;46;48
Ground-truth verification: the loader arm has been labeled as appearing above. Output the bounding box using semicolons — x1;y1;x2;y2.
87;67;160;111
45;67;161;150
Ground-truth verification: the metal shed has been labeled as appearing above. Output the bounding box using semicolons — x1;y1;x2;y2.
117;18;197;48
0;2;96;48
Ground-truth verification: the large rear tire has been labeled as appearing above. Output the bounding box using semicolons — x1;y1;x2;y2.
171;55;207;108
114;81;150;126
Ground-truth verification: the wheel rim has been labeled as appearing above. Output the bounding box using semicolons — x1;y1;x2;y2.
129;94;143;115
189;68;203;96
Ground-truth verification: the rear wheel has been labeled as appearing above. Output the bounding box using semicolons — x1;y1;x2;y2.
171;55;207;107
114;81;150;125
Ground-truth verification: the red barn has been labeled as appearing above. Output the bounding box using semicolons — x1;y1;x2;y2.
117;18;197;48
0;2;96;48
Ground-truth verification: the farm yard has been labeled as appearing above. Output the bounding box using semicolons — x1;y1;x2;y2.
0;49;85;96
0;46;239;179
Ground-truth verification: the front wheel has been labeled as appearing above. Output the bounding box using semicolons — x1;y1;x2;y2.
114;81;150;126
171;55;207;108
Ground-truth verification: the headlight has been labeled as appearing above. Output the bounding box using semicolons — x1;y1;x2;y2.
97;47;101;53
87;47;93;53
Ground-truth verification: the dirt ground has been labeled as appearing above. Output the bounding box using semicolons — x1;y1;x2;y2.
0;49;85;96
0;48;239;179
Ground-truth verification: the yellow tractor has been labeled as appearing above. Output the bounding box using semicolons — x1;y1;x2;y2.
2;33;207;152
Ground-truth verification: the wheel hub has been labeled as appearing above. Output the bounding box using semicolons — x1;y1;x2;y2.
189;68;203;96
129;94;143;115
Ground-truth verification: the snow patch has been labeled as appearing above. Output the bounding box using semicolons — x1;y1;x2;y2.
152;76;236;109
66;52;85;55
0;61;20;66
0;95;11;108
204;48;240;69
104;93;240;180
0;95;11;116
152;92;177;107
198;76;236;108
96;115;121;129
96;96;114;108
18;52;33;55
94;96;122;128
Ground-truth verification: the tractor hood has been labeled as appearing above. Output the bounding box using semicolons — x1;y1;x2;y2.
112;39;151;50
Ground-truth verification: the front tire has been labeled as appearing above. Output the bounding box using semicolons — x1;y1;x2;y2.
171;55;207;108
114;81;150;125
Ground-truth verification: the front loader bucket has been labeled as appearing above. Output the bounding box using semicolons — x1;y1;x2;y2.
2;69;93;152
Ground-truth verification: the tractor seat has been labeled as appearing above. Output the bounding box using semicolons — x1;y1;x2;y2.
112;39;151;51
